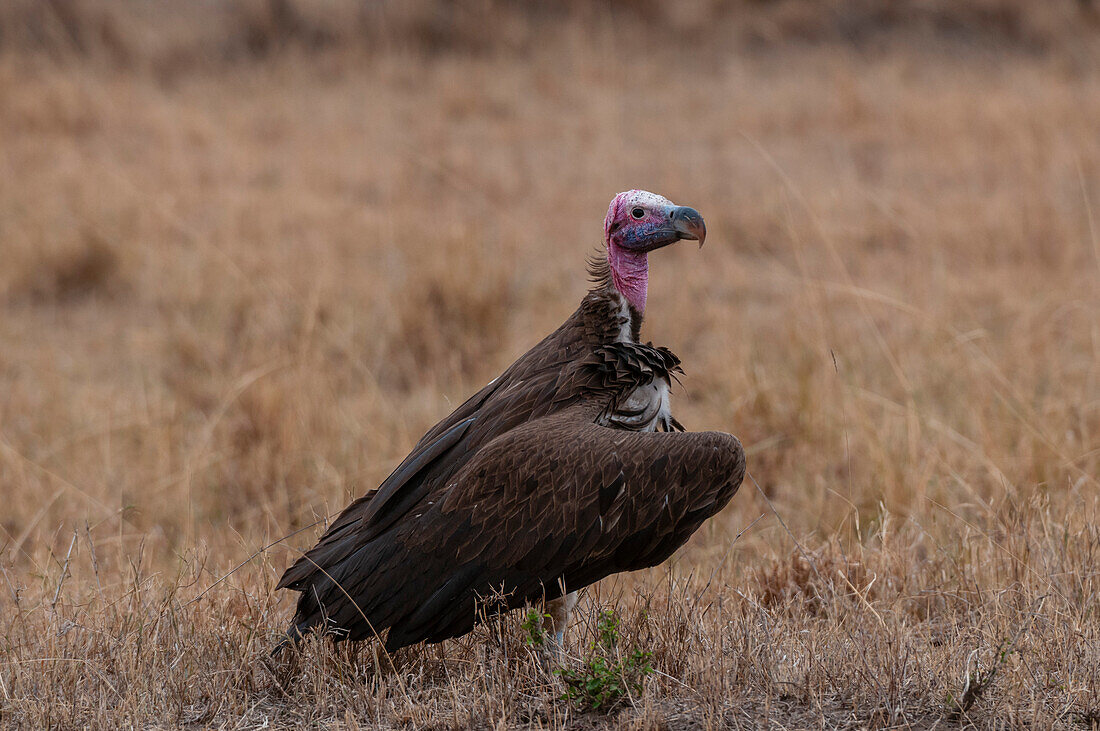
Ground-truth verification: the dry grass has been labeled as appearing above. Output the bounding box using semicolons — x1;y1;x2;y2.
1;2;1099;728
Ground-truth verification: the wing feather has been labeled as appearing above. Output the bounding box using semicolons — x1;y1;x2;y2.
291;403;744;650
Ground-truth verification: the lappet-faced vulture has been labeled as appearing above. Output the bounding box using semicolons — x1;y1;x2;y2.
277;190;745;656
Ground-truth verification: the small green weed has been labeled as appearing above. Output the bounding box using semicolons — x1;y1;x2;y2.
558;609;654;712
521;608;550;648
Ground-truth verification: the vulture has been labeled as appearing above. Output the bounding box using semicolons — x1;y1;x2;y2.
277;190;745;656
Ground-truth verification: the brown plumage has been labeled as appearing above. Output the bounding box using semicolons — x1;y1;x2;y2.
277;191;745;652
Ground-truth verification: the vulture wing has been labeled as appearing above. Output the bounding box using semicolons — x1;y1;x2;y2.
283;343;745;650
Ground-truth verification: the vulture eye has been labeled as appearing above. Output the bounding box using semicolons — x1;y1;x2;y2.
630;207;645;220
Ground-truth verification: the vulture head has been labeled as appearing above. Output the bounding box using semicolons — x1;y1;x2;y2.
603;190;706;313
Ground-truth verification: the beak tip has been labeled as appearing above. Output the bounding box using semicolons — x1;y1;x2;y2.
694;225;707;248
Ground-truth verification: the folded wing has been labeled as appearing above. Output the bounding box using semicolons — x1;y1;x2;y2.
285;397;745;651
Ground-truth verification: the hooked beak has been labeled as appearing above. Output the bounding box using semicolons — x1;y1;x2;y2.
670;206;706;247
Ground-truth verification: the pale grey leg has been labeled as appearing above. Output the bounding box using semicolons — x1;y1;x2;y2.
542;591;578;664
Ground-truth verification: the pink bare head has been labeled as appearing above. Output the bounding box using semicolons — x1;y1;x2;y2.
603;190;706;312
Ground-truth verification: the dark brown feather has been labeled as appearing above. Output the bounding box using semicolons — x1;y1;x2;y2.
288;400;744;650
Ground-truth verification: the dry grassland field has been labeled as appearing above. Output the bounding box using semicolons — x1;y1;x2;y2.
1;1;1100;728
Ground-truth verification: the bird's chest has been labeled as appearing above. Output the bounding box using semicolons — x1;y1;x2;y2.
601;294;675;433
600;378;674;432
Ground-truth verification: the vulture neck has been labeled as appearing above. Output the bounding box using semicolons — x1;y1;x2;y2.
607;243;648;315
586;251;644;344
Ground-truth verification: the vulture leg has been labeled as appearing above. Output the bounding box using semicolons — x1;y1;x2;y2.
542;590;578;664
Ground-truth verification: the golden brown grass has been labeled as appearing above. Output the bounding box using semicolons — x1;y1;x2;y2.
2;3;1099;728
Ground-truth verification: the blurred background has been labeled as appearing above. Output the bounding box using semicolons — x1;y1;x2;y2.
1;1;1099;726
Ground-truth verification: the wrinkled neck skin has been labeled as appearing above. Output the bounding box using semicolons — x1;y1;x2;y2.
607;243;648;313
